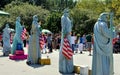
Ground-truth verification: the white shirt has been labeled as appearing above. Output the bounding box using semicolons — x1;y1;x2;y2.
71;36;76;44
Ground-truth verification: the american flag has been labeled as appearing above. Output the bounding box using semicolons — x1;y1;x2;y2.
62;38;73;60
39;35;45;50
21;27;26;40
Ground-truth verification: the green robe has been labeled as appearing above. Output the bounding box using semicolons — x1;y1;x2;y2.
27;19;41;64
92;19;113;75
59;14;74;74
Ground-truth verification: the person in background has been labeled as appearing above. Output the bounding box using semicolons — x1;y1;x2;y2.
82;34;87;50
47;33;52;53
43;33;47;53
74;34;79;54
71;32;76;52
86;33;92;56
78;34;84;54
56;33;61;50
40;33;47;53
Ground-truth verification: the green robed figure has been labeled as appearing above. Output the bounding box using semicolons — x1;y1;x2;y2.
92;12;115;75
27;15;41;64
59;8;74;74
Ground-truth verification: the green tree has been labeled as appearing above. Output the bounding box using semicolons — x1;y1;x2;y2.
0;0;29;9
0;1;50;32
45;12;62;34
71;0;120;34
0;0;12;9
29;0;76;11
111;0;120;25
71;8;90;34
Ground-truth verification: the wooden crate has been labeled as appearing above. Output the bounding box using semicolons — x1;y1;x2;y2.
74;65;80;74
74;65;92;75
39;58;51;65
88;69;92;75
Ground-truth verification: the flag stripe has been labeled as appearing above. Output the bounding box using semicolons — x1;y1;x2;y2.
39;35;45;49
62;38;73;60
21;28;26;40
62;51;71;59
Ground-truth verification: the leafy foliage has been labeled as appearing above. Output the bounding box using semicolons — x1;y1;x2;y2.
0;1;50;33
71;0;120;34
0;0;120;34
45;12;62;34
29;0;76;11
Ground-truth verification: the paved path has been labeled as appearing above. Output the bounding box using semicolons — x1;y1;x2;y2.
0;48;120;75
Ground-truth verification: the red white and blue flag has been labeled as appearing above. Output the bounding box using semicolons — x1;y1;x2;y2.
21;27;27;40
62;38;73;60
39;35;45;50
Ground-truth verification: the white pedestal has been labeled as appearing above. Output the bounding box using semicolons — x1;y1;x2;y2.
80;65;89;75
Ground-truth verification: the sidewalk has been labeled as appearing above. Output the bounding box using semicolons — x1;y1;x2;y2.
0;48;120;75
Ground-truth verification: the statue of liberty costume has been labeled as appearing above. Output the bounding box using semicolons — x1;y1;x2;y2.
59;8;74;74
92;12;114;75
27;15;41;64
3;24;11;56
11;17;23;54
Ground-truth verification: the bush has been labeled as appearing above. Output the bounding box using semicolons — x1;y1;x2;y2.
0;1;50;33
